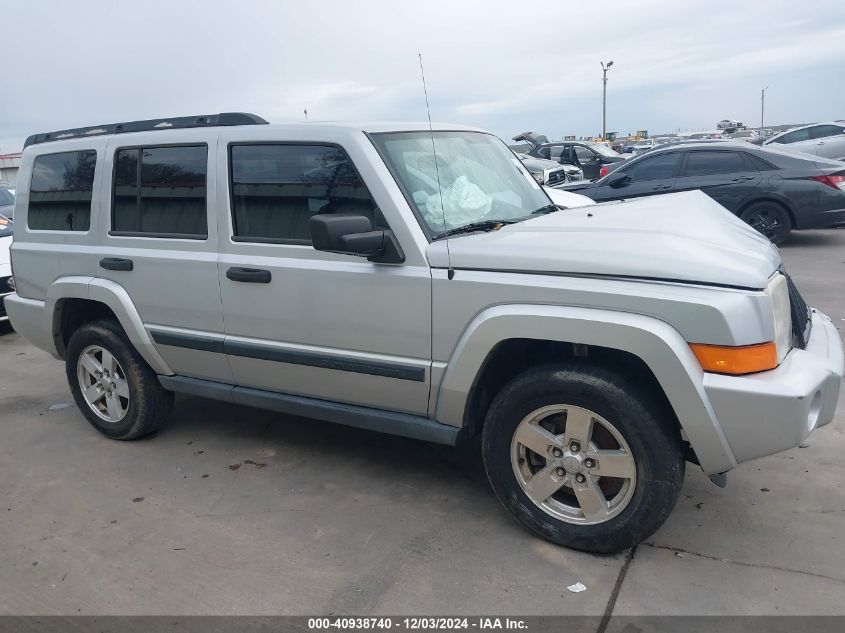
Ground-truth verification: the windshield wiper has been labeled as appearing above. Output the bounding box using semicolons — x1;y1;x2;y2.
433;219;519;240
530;204;562;215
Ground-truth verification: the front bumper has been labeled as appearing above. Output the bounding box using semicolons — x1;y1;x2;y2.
704;310;843;465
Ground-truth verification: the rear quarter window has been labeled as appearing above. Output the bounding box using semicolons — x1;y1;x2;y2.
28;150;97;231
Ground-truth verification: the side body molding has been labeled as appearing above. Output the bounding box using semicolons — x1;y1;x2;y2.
435;304;738;475
44;276;173;375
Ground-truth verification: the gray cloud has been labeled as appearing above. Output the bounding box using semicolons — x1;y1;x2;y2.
1;0;843;151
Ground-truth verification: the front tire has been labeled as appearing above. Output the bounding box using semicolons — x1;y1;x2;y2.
482;363;684;554
66;319;174;440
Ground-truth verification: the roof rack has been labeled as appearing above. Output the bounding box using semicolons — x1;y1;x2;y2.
24;112;268;148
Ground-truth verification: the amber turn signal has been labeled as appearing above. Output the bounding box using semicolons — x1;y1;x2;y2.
689;342;778;375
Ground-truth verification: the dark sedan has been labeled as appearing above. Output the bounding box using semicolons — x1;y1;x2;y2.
564;142;845;244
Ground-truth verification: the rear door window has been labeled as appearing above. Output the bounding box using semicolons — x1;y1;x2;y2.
808;125;844;139
28;150;97;231
683;151;747;176
112;145;208;238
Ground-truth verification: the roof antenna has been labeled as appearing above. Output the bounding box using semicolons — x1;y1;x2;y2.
418;52;453;280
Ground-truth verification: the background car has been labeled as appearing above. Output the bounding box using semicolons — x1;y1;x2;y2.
515;153;583;187
0;183;14;220
542;185;595;208
563;142;845;244
623;139;657;155
0;213;13;326
513;133;627;179
763;122;845;160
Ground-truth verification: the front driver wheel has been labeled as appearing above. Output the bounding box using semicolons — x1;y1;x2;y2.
482;363;685;553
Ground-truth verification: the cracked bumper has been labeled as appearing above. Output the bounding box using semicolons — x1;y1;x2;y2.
704;310;843;465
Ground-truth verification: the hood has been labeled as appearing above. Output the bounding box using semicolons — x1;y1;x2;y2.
427;190;780;290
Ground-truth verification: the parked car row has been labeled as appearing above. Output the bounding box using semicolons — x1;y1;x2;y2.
562;141;845;244
513;132;627;179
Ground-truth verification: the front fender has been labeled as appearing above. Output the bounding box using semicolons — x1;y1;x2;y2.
435;304;737;475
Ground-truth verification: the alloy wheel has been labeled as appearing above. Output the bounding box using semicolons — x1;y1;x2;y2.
510;404;637;525
76;345;130;423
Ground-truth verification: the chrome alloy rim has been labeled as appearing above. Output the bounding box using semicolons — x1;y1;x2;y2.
510;404;637;525
76;345;130;423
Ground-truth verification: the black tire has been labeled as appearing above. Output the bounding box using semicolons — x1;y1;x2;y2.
482;363;685;554
739;201;792;245
65;319;174;440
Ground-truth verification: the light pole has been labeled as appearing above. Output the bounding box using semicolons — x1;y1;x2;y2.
601;60;614;140
760;86;769;128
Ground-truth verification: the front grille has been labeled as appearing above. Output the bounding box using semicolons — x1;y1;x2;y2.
546;169;568;186
785;273;811;349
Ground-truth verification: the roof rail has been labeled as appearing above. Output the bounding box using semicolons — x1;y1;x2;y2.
23;112;269;148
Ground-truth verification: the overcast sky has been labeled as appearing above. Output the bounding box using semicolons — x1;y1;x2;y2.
1;0;843;152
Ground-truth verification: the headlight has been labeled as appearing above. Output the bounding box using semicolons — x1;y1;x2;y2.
532;171;545;184
765;273;792;362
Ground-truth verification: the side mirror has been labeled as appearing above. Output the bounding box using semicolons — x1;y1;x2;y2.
310;214;404;264
606;172;630;188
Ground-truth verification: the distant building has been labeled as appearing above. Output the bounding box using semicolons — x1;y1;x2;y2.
0;153;21;185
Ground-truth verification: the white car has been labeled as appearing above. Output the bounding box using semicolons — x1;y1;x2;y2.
542;186;595;208
764;122;845;161
0;214;12;324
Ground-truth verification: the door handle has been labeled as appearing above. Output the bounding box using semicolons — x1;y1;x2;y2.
732;176;754;182
652;184;671;190
99;257;133;271
226;267;272;283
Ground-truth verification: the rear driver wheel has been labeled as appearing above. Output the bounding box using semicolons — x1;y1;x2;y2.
66;319;174;440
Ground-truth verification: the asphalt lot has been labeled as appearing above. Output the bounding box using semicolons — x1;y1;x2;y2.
0;229;844;619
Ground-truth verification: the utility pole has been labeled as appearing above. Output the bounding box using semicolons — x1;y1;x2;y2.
761;86;768;128
601;61;614;140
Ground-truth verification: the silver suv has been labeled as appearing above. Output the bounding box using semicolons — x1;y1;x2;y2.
6;113;843;553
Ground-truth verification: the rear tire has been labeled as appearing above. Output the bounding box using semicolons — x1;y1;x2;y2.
740;201;791;245
482;363;685;554
66;319;174;440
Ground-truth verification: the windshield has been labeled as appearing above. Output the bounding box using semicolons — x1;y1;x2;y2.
590;143;620;158
372;131;552;237
0;187;14;206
